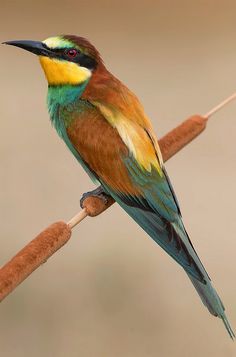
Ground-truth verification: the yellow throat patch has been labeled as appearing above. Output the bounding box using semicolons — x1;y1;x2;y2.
39;56;91;85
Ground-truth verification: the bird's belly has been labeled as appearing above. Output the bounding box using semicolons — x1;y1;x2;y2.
66;108;140;195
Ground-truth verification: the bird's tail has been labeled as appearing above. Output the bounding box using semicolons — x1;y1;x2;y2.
187;273;235;339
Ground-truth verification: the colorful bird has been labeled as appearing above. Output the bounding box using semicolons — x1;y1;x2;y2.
4;35;234;338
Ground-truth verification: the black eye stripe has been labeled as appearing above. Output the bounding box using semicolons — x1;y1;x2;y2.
42;44;97;70
78;53;97;70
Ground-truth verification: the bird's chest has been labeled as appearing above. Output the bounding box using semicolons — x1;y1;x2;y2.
47;85;87;137
65;100;128;166
48;92;139;194
47;90;99;181
66;102;141;194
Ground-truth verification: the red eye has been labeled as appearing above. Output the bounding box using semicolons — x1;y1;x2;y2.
66;49;78;58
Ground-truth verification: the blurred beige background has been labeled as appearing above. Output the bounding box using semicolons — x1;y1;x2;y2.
1;0;236;356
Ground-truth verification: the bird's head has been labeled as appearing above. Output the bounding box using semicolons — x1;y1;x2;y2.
3;35;101;86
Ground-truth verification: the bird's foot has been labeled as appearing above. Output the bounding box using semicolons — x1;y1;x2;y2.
80;185;111;209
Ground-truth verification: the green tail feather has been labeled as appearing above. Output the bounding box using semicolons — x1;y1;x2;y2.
187;274;235;339
222;315;235;340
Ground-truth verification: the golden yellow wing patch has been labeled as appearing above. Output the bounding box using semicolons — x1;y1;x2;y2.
91;101;163;175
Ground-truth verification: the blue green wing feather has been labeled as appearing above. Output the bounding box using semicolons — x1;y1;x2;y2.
101;156;209;283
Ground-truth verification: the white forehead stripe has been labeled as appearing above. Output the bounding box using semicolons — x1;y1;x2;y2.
43;37;73;49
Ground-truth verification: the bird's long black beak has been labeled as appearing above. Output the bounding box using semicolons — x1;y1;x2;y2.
2;40;52;57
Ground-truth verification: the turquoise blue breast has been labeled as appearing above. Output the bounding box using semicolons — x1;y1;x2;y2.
47;83;99;183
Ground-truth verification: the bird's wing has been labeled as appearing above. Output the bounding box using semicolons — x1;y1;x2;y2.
102;157;208;283
65;100;208;282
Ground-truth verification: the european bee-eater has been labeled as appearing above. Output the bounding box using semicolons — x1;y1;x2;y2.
4;35;234;338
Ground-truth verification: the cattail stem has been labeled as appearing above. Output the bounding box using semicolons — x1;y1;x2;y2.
204;92;236;118
67;208;87;228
